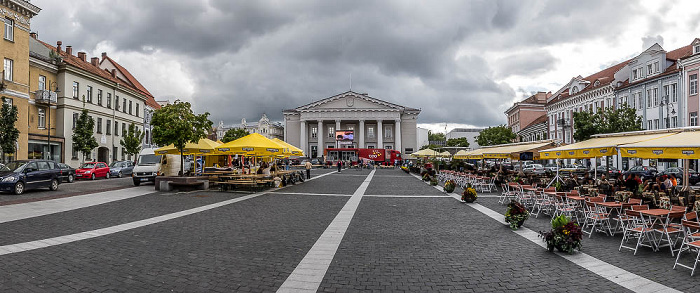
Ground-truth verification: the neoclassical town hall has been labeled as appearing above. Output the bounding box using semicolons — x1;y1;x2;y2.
283;91;420;158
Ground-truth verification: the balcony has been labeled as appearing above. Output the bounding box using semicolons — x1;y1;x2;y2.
34;90;58;104
557;118;571;128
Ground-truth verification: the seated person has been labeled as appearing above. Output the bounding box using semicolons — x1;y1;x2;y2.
625;175;639;195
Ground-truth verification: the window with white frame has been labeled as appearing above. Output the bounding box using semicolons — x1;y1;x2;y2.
652;88;658;105
97;89;102;106
72;82;79;98
654;61;659;73
38;75;46;90
663;117;668;128
38;108;46;129
647;120;652;130
96;117;102;134
3;18;13;41
384;125;392;138
72;112;78;129
3;58;12;81
671;116;678;127
695;44;700;54
671;84;677;102
637;93;643;110
106;120;111;135
86;86;93;103
647;64;653;75
646;90;651;108
691;74;698;95
632;69;638;80
691;112;698;127
630;94;635;108
664;85;669;103
328;126;334;138
136;103;139;117
653;119;659;129
311;126;317;138
368;126;375;139
115;96;119;110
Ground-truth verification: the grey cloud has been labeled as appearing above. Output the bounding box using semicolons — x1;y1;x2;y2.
493;50;559;78
642;35;664;50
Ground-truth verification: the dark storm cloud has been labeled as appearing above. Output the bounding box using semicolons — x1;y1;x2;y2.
642;35;664;49
30;0;640;127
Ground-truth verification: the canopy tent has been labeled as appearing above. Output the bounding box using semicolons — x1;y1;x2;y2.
155;138;222;155
453;149;473;159
215;133;290;157
271;138;305;157
466;148;488;159
539;133;674;159
619;131;700;159
481;141;555;160
438;151;452;158
412;148;447;158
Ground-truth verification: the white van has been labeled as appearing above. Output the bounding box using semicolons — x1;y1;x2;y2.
132;148;160;186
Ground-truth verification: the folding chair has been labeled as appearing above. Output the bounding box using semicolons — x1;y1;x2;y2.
581;197;612;238
673;219;700;276
619;205;656;255
655;210;685;256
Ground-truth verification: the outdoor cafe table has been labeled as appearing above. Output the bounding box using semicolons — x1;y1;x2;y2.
596;201;636;234
637;209;684;255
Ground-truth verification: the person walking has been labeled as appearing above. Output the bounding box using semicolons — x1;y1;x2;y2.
337;160;342;173
305;160;312;179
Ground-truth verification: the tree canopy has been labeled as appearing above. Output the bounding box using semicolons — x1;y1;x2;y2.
446;137;470;148
428;131;445;142
476;125;516;146
151;101;212;176
221;128;249;143
573;105;643;141
0;97;20;163
120;122;145;159
72;108;98;163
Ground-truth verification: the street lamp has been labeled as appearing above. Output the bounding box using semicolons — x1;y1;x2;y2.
660;95;676;128
47;81;59;161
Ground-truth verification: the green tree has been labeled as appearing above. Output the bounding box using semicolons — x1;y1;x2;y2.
120;122;145;160
72;108;98;164
151;101;212;176
476;125;516;146
0;97;20;163
428;131;446;142
572;110;600;142
446;137;470;148
221;128;249;143
573;105;642;142
420;144;442;150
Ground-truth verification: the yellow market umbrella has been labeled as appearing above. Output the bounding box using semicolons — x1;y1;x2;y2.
272;138;305;156
453;149;472;159
215;133;289;157
412;148;442;158
438;151;452;158
155;138;222;155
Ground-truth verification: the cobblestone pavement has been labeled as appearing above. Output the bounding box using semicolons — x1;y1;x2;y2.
0;177;134;205
0;168;696;292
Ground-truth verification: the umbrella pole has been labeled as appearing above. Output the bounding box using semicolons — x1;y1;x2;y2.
682;159;689;192
594;156;597;179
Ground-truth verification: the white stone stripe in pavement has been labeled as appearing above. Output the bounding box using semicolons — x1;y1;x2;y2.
277;169;376;293
270;192;352;197
0;171;337;256
0;187;153;224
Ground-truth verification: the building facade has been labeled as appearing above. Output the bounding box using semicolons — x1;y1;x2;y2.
283;91;420;158
678;38;700;127
214;114;284;141
446;128;483;149
27;32;60;161
0;0;41;162
517;116;548;142
504;92;550;136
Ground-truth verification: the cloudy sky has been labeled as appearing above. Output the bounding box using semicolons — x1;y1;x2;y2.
29;0;700;133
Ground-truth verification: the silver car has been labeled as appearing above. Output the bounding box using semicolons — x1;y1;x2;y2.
523;164;545;175
109;161;134;178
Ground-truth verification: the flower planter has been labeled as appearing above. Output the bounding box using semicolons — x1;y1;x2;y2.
463;197;475;203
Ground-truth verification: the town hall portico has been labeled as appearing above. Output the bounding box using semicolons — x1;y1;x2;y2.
283;91;420;158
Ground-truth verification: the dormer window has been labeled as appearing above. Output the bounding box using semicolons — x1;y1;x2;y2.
695;44;700;54
571;86;579;94
633;69;638;80
594;80;600;87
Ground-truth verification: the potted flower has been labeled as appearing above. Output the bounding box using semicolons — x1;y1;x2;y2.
504;200;529;230
443;179;456;193
462;184;477;203
539;215;582;254
401;166;410;173
430;177;438;186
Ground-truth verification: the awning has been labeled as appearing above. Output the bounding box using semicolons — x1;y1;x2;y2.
619;131;700;159
481;141;555;160
453;149;472;159
155;138;221;155
539;133;673;159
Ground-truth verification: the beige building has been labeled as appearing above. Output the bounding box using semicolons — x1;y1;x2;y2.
215;114;284;141
283;91;420;158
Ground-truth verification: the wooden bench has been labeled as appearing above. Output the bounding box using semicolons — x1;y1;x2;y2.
157;177;209;192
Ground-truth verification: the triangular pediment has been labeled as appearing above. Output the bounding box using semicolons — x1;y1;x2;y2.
296;91;406;111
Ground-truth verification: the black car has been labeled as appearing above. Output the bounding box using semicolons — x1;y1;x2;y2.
57;163;76;183
590;166;622;177
659;167;699;185
0;160;61;195
623;166;657;180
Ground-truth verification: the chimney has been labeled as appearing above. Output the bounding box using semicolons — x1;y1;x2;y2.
101;52;107;61
65;46;72;55
77;52;87;62
91;57;99;66
30;32;37;39
111;69;117;78
56;41;62;53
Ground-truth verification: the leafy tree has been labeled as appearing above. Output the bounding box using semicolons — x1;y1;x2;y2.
72;108;98;164
221;128;249;143
476;125;516;146
120;122;145;160
573;105;642;142
151;101;212;176
420;144;442;150
428;131;446;142
0;97;20;163
446;137;470;148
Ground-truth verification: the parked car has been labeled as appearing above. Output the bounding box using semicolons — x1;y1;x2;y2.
544;163;560;173
523;164;545;175
513;161;534;171
623;166;657;180
560;164;587;176
659;167;699;185
109;160;134;178
590;166;621;177
132;148;160;186
0;160;61;195
75;162;110;180
57;163;76;183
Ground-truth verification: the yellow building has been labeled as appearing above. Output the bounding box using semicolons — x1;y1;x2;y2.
0;0;41;161
28;32;60;161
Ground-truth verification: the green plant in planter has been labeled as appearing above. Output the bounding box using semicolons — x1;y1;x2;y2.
504;200;529;230
539;215;582;254
461;184;478;203
430;178;438;186
443;179;456;193
554;181;563;192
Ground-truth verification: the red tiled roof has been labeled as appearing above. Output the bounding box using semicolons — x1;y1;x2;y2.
37;39;160;109
101;56;159;109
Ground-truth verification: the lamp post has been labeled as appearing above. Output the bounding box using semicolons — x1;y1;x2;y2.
47;81;60;161
660;95;676;128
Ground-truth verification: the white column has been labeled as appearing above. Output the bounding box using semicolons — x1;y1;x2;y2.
359;120;365;148
317;120;323;158
377;120;383;149
300;120;307;156
335;119;342;148
394;119;402;152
